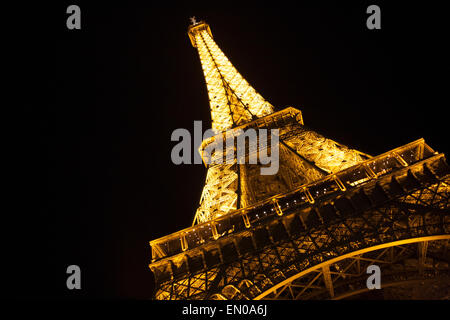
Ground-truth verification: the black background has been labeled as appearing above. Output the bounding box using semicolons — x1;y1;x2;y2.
11;1;449;299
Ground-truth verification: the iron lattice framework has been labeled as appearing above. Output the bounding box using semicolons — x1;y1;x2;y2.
148;20;450;300
187;21;370;225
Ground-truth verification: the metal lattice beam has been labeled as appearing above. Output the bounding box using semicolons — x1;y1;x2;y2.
148;20;450;301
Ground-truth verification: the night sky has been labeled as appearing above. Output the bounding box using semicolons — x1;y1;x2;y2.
11;2;449;299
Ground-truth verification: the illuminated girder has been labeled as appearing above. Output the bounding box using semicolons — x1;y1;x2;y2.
150;142;450;299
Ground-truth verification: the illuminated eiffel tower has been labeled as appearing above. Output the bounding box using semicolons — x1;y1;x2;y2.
149;19;450;300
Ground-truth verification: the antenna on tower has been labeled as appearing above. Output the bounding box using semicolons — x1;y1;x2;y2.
189;16;198;25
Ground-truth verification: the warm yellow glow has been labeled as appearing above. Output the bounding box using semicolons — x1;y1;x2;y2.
303;187;315;204
189;22;274;133
242;211;251;228
254;235;450;300
392;151;409;167
148;20;450;301
273;199;283;216
333;175;346;191
189;20;370;224
150;139;442;262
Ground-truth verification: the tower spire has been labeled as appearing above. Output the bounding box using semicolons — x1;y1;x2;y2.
188;21;274;133
189;16;198;25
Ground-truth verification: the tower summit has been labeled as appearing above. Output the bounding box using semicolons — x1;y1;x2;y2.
188;20;274;133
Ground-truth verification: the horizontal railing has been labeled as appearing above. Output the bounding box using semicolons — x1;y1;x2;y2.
150;138;435;262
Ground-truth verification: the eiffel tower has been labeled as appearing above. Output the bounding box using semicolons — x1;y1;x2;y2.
149;19;450;300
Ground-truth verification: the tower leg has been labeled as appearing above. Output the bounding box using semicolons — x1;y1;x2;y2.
322;265;334;299
418;241;428;274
